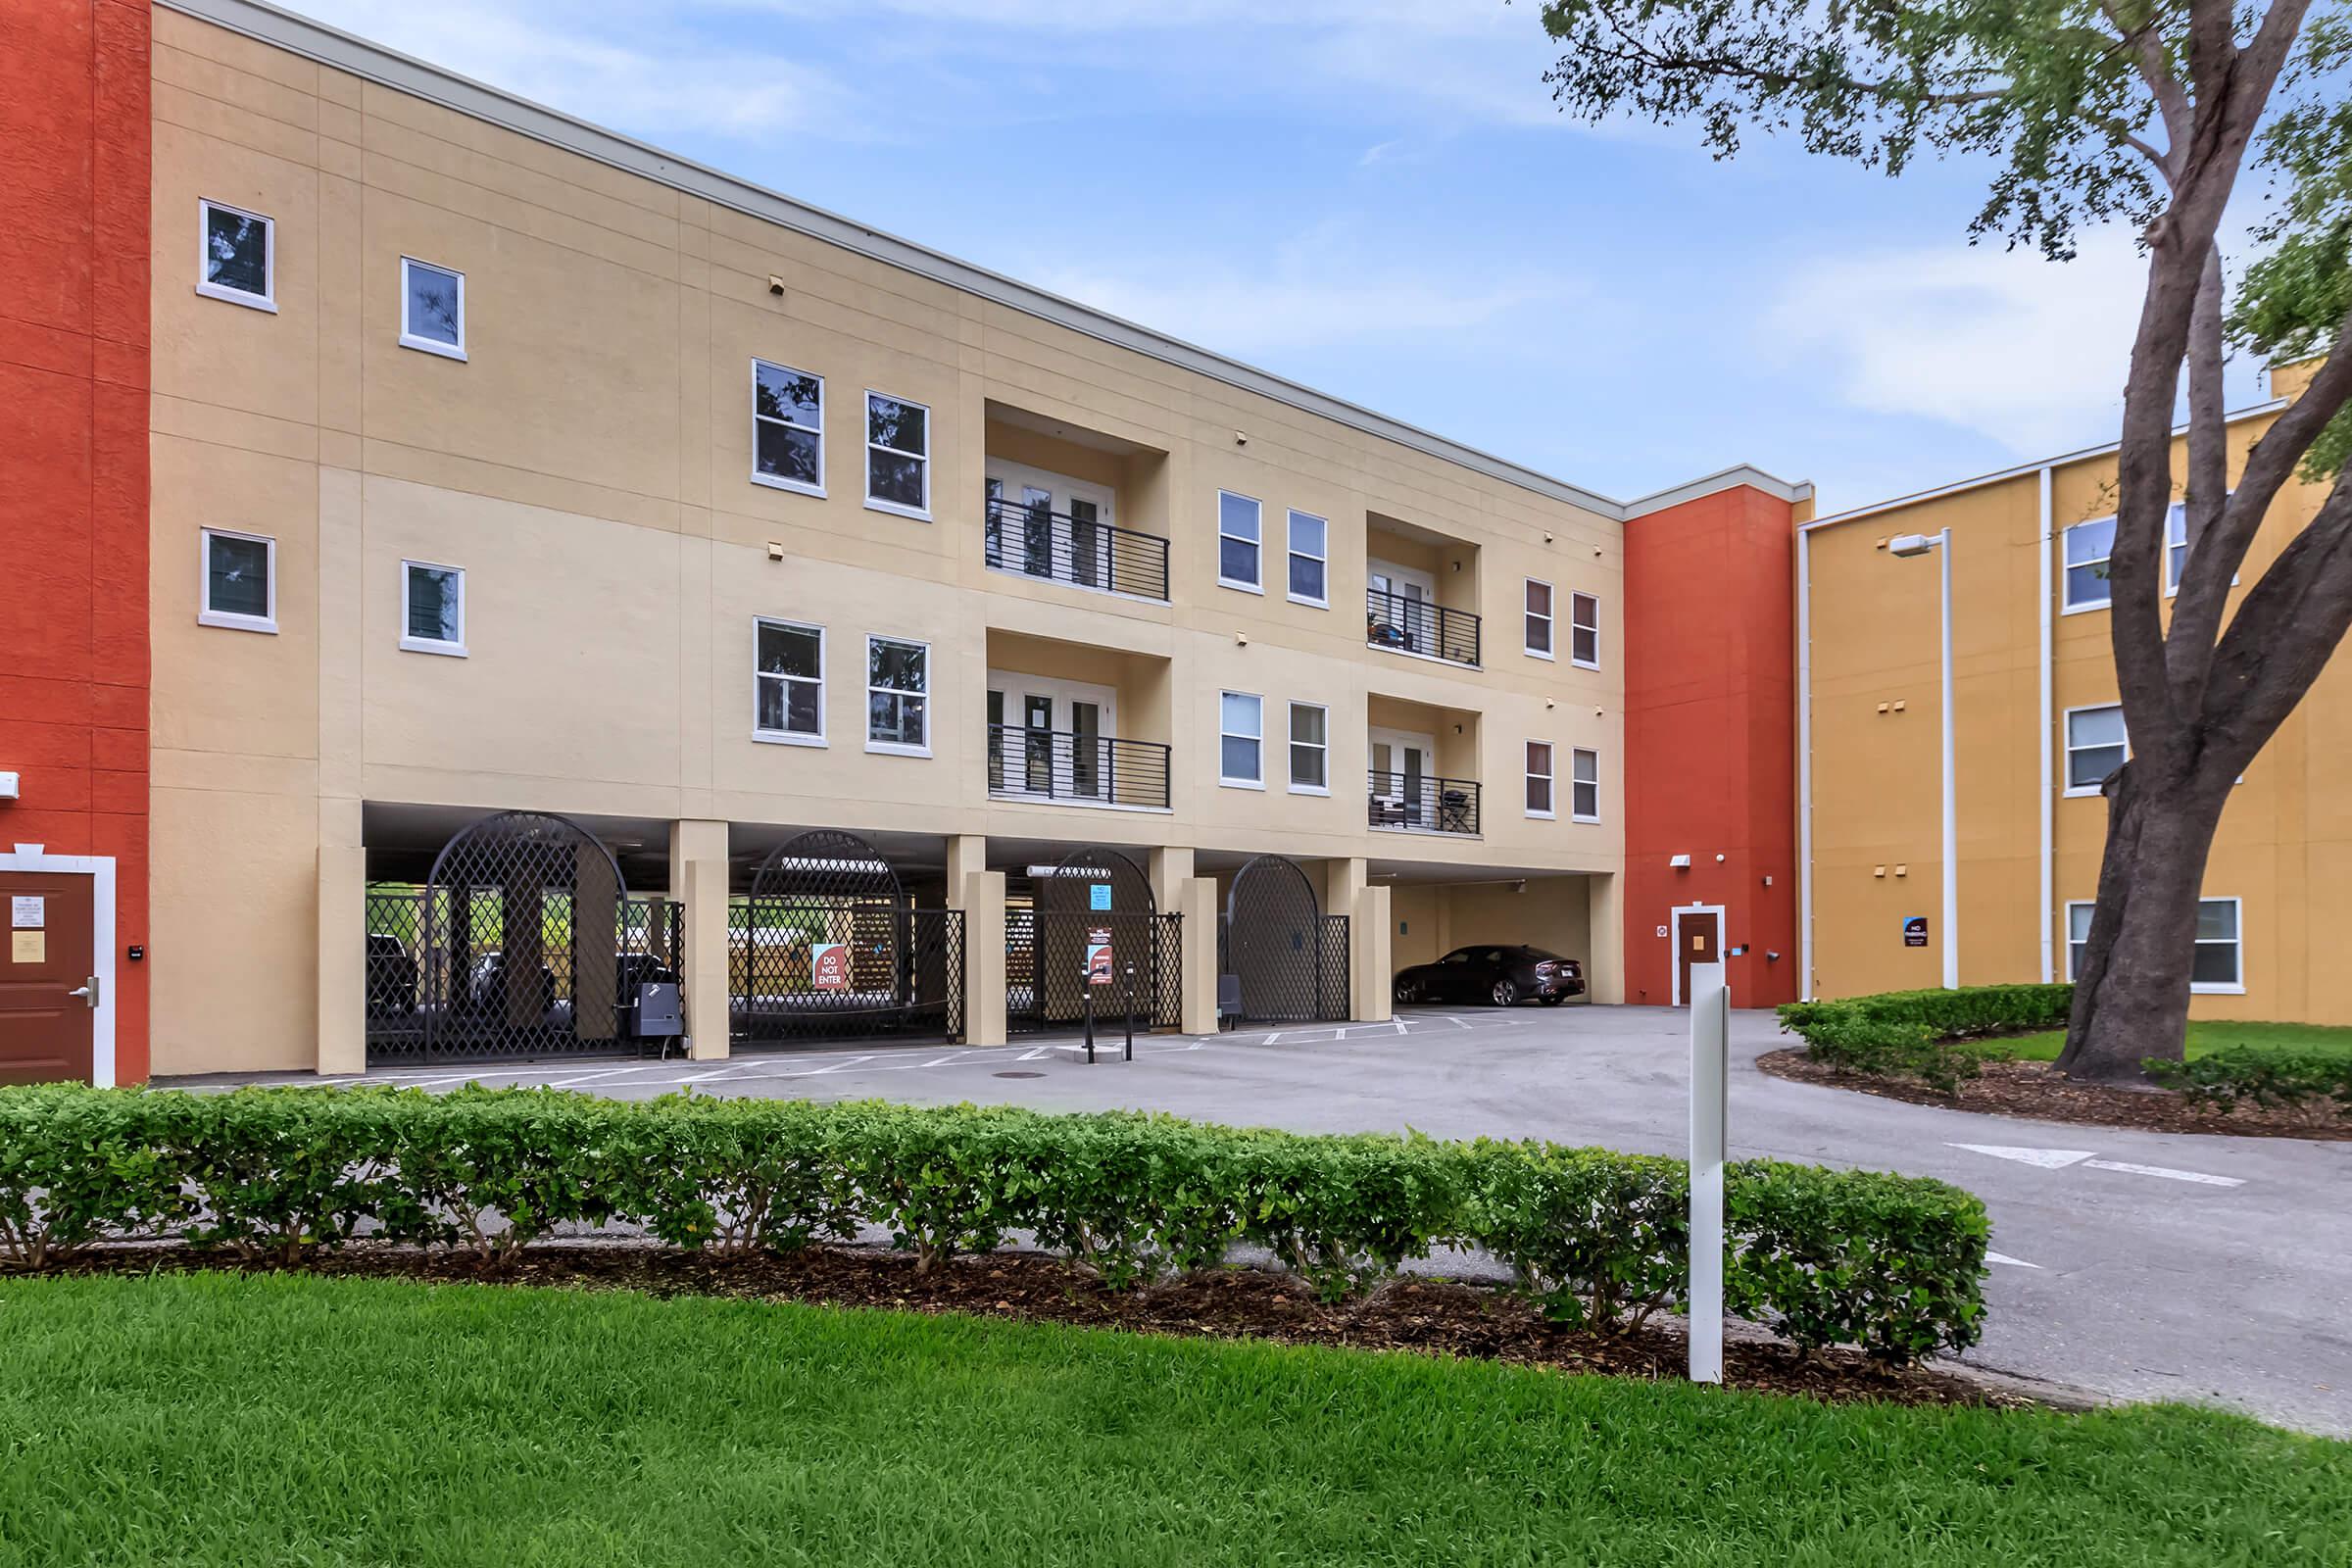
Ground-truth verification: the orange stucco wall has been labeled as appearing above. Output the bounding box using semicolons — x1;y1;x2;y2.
0;0;153;1080
1622;486;1800;1007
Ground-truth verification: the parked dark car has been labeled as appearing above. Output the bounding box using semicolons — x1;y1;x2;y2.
462;951;557;1019
1393;946;1584;1006
365;932;418;1015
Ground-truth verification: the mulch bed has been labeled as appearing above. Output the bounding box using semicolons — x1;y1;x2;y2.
38;1241;2038;1412
1758;1046;2352;1140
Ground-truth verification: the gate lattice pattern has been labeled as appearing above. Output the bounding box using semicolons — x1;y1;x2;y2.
1007;845;1179;1033
1218;855;1349;1024
732;829;964;1047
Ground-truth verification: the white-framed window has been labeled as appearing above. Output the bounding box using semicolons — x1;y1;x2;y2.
754;616;825;744
2063;516;2115;612
1217;491;1262;592
864;635;929;755
399;561;466;656
1525;741;1555;818
864;392;930;519
398;257;466;360
197;199;274;311
752;360;824;496
1288;702;1328;793
198;528;276;633
1524;579;1554;659
2064;704;2128;795
1570;591;1600;668
2165;502;2188;593
2066;897;2245;993
1219;690;1263;787
1287;511;1328;606
1571;746;1600;821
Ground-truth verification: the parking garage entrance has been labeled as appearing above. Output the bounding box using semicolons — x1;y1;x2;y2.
1006;845;1180;1033
1219;854;1349;1024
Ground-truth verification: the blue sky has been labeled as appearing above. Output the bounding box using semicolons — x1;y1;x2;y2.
288;0;2266;511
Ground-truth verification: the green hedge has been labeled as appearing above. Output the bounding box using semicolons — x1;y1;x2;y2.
0;1085;1988;1365
2143;1049;2352;1111
1778;984;2075;1091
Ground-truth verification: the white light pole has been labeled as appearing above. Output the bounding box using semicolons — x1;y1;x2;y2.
1889;529;1958;989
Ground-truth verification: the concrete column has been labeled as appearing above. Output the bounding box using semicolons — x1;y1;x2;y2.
316;843;367;1074
1149;845;1194;916
1586;871;1625;1004
961;869;1007;1046
946;834;989;906
1323;857;1368;923
573;842;619;1042
671;818;730;1060
1180;875;1218;1034
1352;884;1393;1022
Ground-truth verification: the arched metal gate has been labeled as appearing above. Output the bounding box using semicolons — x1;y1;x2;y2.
1219;854;1350;1023
376;809;682;1063
1007;845;1181;1032
732;829;964;1047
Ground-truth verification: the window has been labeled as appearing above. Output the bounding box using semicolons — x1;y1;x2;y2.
399;257;466;360
1287;511;1327;606
1217;492;1262;591
197;199;273;310
399;561;465;656
1288;702;1328;792
865;393;930;518
1571;747;1600;821
2165;502;2187;592
754;618;824;743
1220;691;1263;786
2065;705;2128;795
2068;898;2244;993
1524;579;1553;658
864;635;929;754
1570;591;1600;668
752;360;824;495
2064;516;2115;611
1524;741;1554;818
198;528;276;633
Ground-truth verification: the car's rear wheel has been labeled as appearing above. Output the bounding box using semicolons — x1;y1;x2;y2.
1490;978;1519;1007
1394;976;1423;1004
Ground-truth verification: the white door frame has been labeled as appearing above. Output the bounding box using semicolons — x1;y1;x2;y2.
985;460;1117;583
1;843;117;1086
1669;902;1726;1008
988;669;1120;802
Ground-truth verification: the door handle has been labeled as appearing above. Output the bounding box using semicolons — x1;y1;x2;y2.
68;976;100;1008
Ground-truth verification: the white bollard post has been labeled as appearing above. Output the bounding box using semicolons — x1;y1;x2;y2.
1688;959;1729;1385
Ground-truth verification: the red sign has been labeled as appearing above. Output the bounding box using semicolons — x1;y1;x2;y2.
1086;928;1113;986
809;942;851;991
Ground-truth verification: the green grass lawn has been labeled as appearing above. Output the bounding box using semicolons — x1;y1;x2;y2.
1985;1018;2352;1064
1;1273;2345;1566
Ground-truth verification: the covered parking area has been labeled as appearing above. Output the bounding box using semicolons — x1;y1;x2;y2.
1372;859;1621;1009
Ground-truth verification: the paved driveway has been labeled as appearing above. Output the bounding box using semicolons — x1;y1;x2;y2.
205;1004;2352;1435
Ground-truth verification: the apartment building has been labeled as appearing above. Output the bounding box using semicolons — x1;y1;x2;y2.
2;0;1813;1082
1799;358;2348;1023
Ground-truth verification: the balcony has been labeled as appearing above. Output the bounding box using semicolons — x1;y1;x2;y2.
985;495;1170;602
1367;770;1481;835
989;724;1171;809
1366;586;1481;667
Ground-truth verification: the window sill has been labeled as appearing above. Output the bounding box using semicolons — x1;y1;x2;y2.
2190;982;2246;996
1287;592;1329;610
752;472;826;499
753;729;827;748
198;611;278;634
1218;577;1266;596
196;282;276;313
2061;786;2108;799
864;741;932;759
399;334;467;362
864;498;932;523
1526;809;1556;821
1525;647;1555;662
1572;812;1601;825
1571;658;1601;672
398;637;467;658
1219;777;1266;791
1287;783;1330;797
2061;599;2110;617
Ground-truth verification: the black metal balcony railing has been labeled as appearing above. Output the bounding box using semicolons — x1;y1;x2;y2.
985;496;1170;603
1365;587;1481;667
988;724;1171;809
1366;770;1481;835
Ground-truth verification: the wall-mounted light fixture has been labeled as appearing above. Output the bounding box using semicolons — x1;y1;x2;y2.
766;542;785;561
767;274;786;296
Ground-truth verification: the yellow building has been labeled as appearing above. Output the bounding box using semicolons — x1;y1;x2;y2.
1799;360;2347;1022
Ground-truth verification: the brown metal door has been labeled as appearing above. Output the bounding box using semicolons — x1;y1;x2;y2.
1;873;96;1084
1677;909;1721;1007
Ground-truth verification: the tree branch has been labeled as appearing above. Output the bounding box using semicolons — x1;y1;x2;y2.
2165;241;2233;710
2201;467;2352;773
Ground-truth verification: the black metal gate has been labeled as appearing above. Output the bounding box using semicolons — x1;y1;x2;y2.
375;809;679;1063
732;829;964;1047
1220;854;1350;1023
1007;845;1180;1033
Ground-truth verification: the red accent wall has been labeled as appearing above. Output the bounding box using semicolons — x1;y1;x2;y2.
1623;485;1799;1008
0;0;152;1080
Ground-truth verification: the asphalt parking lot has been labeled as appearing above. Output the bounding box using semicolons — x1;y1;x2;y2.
200;1004;2352;1436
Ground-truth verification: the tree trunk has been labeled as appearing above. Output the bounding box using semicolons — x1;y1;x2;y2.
2056;765;2233;1084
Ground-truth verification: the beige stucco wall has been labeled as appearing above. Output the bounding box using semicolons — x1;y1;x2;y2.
144;9;1629;1072
1804;403;2346;1022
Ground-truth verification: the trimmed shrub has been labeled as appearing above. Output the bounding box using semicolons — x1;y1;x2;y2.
2143;1049;2352;1112
0;1087;190;1267
1467;1142;1688;1333
173;1088;407;1263
377;1088;634;1266
613;1094;858;1256
1779;984;2074;1092
1225;1127;1469;1301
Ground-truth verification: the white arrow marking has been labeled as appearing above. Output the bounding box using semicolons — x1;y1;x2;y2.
1985;1250;2042;1269
2081;1158;2243;1187
1949;1143;2097;1169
